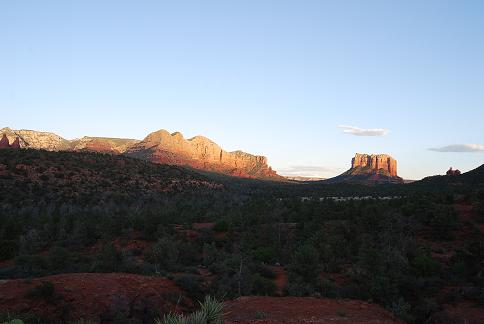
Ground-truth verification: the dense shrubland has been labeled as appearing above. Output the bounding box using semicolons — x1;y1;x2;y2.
0;149;483;323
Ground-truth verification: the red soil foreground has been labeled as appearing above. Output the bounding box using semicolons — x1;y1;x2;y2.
0;273;192;322
0;273;404;323
433;301;484;324
224;296;403;324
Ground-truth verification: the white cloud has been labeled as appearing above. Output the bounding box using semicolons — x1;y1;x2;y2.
429;144;484;152
278;165;342;177
338;125;389;136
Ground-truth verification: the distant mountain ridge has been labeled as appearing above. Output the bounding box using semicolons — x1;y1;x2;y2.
326;153;404;184
0;127;281;180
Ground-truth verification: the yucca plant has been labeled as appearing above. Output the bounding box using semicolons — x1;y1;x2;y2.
156;296;224;324
198;296;224;324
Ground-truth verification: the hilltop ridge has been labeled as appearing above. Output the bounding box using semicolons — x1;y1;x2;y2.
0;127;281;180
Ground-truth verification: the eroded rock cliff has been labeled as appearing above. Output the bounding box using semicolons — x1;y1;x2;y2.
1;127;281;180
125;129;281;179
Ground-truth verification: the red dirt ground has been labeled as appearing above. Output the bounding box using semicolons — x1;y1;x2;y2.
432;301;484;324
224;296;403;324
0;273;192;322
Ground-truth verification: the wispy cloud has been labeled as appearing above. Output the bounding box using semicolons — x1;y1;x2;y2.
338;125;389;136
429;144;484;152
278;165;342;177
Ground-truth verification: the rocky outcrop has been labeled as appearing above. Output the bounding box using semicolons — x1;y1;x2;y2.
125;129;281;180
0;134;10;148
10;137;20;149
446;167;461;176
70;137;139;154
0;127;71;151
326;153;403;184
351;153;398;177
0;133;21;149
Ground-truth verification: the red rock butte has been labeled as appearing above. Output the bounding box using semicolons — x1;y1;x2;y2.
352;153;398;177
326;153;403;184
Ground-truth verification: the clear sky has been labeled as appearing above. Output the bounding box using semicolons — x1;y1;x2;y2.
1;0;483;179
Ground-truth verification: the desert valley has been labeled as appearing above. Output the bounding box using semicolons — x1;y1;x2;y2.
0;127;483;323
2;1;484;323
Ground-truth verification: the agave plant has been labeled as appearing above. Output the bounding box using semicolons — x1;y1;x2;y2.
198;296;224;324
156;296;224;324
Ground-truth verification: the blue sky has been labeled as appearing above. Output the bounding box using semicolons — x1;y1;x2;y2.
1;1;483;179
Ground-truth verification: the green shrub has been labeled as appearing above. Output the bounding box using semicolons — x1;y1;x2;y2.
174;275;204;297
151;237;180;272
15;254;50;276
47;246;71;271
91;244;122;272
213;220;229;233
255;312;269;320
252;274;277;296
25;281;60;303
254;264;276;279
253;247;276;264
336;310;346;318
390;298;413;323
0;312;48;324
285;279;314;297
202;243;221;267
0;240;18;260
412;254;441;277
288;244;320;284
